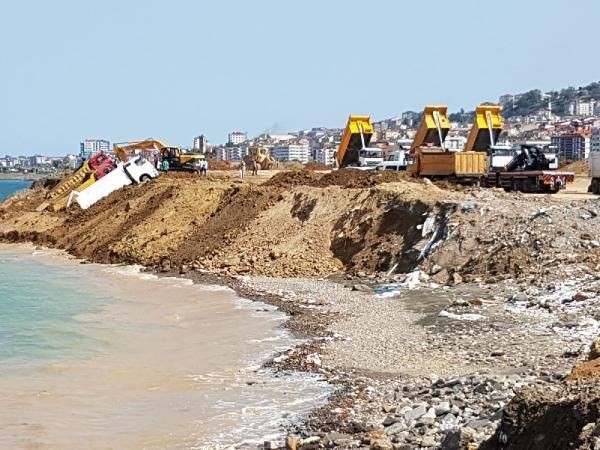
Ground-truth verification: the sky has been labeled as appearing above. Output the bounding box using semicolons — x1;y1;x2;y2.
1;0;599;156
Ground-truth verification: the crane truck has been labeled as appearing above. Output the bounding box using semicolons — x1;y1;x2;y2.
407;105;487;183
335;115;384;169
488;144;574;193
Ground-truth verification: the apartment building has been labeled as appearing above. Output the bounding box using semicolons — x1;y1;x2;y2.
272;140;310;163
80;139;110;159
227;131;247;146
551;133;591;161
315;147;336;165
591;128;600;153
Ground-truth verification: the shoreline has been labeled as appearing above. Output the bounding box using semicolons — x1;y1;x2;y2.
0;173;46;181
0;243;334;448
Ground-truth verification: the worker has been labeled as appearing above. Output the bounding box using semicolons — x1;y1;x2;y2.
153;152;160;170
252;160;259;176
199;159;208;177
161;158;170;173
239;159;246;178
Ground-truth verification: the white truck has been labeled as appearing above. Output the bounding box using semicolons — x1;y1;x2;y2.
589;151;600;194
67;156;159;209
375;149;411;171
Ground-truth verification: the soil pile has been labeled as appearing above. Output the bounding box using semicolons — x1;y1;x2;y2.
481;341;600;450
1;170;599;280
562;159;589;174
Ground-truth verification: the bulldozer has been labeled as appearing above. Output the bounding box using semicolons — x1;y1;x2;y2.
113;139;205;172
243;146;278;170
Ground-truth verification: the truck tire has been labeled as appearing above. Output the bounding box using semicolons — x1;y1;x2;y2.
139;174;152;182
593;179;600;195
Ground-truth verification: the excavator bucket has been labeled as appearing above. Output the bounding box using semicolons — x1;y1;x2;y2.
464;105;503;153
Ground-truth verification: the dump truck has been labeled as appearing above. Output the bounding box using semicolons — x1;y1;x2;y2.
589;150;600;194
487;144;574;193
243;146;278;170
407;105;487;183
335;115;384;169
114;139;205;172
37;152;116;212
67;155;159;209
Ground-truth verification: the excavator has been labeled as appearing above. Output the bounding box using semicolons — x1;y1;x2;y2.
243;146;278;170
407;105;488;183
335;115;384;169
37;152;116;212
113;139;205;172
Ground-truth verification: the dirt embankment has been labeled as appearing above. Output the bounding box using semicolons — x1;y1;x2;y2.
1;169;599;281
481;339;600;450
0;170;451;277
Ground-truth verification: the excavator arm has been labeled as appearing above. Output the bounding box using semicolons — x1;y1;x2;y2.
410;106;450;153
335;115;374;167
113;139;168;162
464;105;503;152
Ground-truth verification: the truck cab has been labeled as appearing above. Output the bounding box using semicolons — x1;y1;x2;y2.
376;149;410;171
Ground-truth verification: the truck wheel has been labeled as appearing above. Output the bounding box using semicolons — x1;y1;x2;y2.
139;174;152;182
593;179;600;195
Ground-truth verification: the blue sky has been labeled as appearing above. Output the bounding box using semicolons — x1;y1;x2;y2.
1;0;598;155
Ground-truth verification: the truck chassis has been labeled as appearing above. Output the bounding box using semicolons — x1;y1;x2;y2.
486;171;574;193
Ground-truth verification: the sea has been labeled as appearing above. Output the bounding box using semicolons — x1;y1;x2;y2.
0;179;31;201
0;176;332;449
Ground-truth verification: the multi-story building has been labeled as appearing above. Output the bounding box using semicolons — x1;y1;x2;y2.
193;135;208;153
551;133;591;161
215;146;248;161
444;135;467;152
228;131;247;146
591;128;600;153
80;139;110;159
272;140;310;163
315;147;336;165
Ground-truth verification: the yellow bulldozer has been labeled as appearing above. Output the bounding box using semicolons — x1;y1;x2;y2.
243;146;278;170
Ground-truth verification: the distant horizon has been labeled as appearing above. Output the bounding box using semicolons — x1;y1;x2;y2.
2;0;600;156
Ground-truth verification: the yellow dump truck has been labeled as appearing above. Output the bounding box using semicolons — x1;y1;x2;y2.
407;105;488;183
335;115;383;169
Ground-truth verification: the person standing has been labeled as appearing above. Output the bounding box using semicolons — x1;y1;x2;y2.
161;158;170;173
153;152;160;170
251;159;259;176
239;159;246;178
199;159;208;177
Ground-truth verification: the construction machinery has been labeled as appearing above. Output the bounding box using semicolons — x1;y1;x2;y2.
335;115;384;169
37;152;116;211
243;146;278;170
113;139;205;172
407;105;487;183
488;144;574;193
67;155;159;209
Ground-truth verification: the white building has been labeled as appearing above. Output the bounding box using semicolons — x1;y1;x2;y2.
193;135;208;153
215;146;248;161
273;141;310;163
80;139;110;159
228;131;247;146
591;128;600;153
444;135;467;152
315;147;336;165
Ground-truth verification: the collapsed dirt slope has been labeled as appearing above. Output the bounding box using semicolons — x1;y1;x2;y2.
481;340;600;450
1;169;599;280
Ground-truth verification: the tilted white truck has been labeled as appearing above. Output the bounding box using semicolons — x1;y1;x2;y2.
67;156;159;209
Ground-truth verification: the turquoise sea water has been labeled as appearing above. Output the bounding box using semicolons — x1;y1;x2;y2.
0;179;31;201
0;252;110;371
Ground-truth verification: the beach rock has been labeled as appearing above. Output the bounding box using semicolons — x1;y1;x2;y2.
352;283;371;292
405;404;427;421
286;435;299;450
